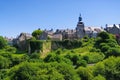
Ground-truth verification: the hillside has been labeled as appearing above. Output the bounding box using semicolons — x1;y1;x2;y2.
0;32;120;80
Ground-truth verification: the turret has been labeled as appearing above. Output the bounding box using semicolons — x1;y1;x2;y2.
79;13;82;22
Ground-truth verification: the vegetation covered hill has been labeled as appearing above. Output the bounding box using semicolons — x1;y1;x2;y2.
0;32;120;80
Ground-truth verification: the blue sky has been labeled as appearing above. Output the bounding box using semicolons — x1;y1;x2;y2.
0;0;120;37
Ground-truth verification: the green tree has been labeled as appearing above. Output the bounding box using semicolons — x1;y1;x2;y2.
97;32;110;40
93;75;106;80
0;55;11;69
44;53;72;65
32;29;43;39
76;66;93;80
105;48;120;57
0;36;7;49
93;57;120;80
54;62;80;80
8;62;80;80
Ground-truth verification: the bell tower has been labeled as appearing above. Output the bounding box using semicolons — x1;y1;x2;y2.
76;14;85;38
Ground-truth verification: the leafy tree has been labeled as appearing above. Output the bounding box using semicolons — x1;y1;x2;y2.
0;36;7;49
97;32;110;40
83;53;105;64
0;55;11;69
93;75;106;80
4;46;16;53
76;66;93;80
105;48;120;57
29;52;40;59
64;53;81;65
93;62;105;76
93;57;120;80
76;60;87;68
101;44;110;52
44;53;72;65
11;54;29;66
32;29;43;39
53;62;80;80
0;69;7;80
8;62;80;80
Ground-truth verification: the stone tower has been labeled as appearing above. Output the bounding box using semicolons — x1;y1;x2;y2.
76;14;85;38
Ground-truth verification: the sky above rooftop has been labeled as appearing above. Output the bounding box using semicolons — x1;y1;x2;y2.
0;0;120;37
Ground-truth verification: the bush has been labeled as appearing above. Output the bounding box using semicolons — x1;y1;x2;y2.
11;54;29;66
55;49;62;55
90;48;101;52
105;48;120;57
76;60;87;68
101;45;110;52
64;54;81;65
0;36;7;49
52;40;82;49
0;56;11;69
97;32;110;40
44;53;72;65
53;63;80;80
8;62;80;80
93;75;106;80
32;29;43;39
76;67;93;80
4;46;16;53
83;53;105;64
30;52;40;59
93;57;120;80
0;69;8;80
29;40;43;53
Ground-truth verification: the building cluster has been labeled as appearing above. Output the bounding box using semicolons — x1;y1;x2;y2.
5;15;120;50
105;24;120;34
39;15;104;41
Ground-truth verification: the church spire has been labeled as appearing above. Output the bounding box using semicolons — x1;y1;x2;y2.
79;13;82;22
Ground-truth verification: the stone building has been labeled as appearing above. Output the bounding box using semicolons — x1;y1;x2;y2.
105;24;120;34
13;33;32;50
85;27;104;38
51;33;62;41
54;29;76;40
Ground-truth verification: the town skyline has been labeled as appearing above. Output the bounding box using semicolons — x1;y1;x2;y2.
0;0;120;37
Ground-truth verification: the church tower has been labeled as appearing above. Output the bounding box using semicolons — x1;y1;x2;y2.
76;14;85;38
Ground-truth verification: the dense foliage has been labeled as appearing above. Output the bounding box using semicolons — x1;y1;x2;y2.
32;29;43;39
0;36;7;49
52;39;82;49
0;32;120;80
29;40;43;53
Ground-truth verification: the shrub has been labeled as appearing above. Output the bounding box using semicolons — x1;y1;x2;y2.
44;53;72;65
0;36;7;49
55;49;62;55
30;52;40;59
65;54;81;65
29;40;43;53
76;60;87;68
0;56;11;69
101;45;110;52
52;40;82;49
97;32;110;40
105;48;120;57
8;62;80;80
32;29;43;39
93;57;120;80
93;75;106;80
4;46;16;53
83;53;105;64
76;67;93;80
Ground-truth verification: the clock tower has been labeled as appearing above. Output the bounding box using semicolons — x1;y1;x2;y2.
76;14;85;38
